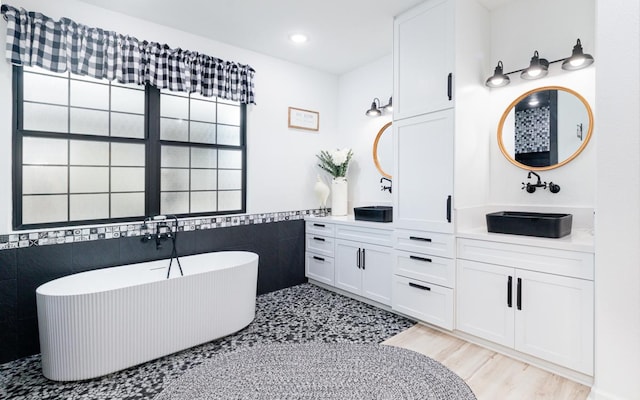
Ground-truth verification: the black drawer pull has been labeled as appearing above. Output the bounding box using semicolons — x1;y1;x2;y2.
410;255;432;263
313;223;325;227
517;278;522;310
312;256;325;262
409;282;431;291
313;237;325;242
507;276;513;308
409;236;432;242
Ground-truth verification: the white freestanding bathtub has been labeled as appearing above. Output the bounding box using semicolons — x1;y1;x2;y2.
36;251;259;381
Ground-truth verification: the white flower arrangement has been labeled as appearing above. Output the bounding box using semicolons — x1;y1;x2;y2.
316;148;354;178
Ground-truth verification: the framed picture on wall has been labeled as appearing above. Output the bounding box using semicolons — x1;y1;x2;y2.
288;107;319;131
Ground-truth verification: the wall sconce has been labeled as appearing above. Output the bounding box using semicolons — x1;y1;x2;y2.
365;97;393;116
485;39;594;88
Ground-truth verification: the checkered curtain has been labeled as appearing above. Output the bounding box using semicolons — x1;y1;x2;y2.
1;4;256;104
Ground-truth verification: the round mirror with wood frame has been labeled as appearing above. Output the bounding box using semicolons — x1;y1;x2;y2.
373;121;392;179
497;86;594;171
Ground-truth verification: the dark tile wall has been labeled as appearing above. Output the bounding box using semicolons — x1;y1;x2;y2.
0;220;306;364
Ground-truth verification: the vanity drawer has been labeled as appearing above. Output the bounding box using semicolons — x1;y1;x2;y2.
394;229;454;258
306;221;335;237
335;224;393;247
305;253;335;285
457;238;594;280
394;250;455;288
305;234;335;257
392;275;453;330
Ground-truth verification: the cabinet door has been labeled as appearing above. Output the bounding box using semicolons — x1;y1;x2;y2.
334;240;363;295
361;244;392;305
456;260;515;348
393;110;454;233
305;253;334;285
514;269;594;375
394;0;454;120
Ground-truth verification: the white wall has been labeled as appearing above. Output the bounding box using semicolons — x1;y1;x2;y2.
591;0;640;398
488;0;596;208
337;55;393;209
0;0;342;232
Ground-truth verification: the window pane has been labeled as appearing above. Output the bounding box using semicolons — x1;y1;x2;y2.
70;194;109;220
23;195;68;224
111;167;145;192
218;191;241;211
111;192;145;218
23;72;68;105
191;191;217;213
70;167;109;193
190;121;216;144
70;80;109;109
23;166;68;194
218;169;242;190
23;137;68;165
112;86;144;114
161;93;188;119
160;192;189;215
217;125;240;146
24;65;67;77
217;103;240;125
112;143;145;167
161;118;188;141
111;112;144;139
70;108;109;136
23;103;68;132
70;140;109;166
191;147;217;168
161;168;189;191
191;169;217;190
161;146;189;168
190;99;216;123
218;149;242;169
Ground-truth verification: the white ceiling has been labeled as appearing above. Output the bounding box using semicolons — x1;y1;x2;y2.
76;0;513;75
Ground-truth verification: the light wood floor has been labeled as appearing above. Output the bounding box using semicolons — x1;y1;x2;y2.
383;324;591;400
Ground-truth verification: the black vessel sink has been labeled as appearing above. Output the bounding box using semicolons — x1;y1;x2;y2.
486;211;572;238
354;206;393;223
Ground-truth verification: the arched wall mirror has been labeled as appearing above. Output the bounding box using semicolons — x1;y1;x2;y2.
373;121;392;179
497;86;594;171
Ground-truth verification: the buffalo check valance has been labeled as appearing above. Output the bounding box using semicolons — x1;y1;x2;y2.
1;4;256;104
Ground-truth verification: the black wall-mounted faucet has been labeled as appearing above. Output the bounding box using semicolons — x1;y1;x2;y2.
522;171;560;194
380;177;392;193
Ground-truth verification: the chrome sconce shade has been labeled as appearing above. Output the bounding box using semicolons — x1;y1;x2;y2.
485;38;594;88
485;61;510;88
521;51;549;80
365;96;393;116
561;39;594;71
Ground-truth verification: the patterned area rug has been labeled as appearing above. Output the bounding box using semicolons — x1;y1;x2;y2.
153;343;476;400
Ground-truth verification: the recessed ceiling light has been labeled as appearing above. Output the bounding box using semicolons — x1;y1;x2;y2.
289;33;308;44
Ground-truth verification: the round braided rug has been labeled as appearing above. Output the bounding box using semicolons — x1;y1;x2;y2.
153;343;476;400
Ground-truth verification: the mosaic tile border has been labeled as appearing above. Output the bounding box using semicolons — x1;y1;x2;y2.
0;208;330;251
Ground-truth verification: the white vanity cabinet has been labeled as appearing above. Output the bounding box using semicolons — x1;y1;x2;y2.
305;218;393;307
393;0;454;120
456;237;594;375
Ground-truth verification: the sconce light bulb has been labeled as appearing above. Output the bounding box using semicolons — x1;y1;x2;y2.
569;56;585;67
527;68;541;78
491;76;504;85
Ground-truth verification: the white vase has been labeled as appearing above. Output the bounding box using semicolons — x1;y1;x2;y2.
331;177;348;216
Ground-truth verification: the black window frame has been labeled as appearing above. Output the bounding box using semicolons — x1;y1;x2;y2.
12;66;247;230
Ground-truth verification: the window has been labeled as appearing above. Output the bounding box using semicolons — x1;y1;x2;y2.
13;66;246;229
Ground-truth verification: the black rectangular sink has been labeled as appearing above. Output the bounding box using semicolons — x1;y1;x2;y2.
486;211;572;238
354;206;393;223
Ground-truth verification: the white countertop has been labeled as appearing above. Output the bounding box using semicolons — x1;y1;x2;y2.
456;227;594;253
305;214;394;230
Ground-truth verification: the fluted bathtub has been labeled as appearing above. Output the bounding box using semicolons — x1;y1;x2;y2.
36;251;259;381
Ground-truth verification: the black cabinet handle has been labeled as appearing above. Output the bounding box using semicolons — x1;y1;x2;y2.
507;276;513;308
517;278;522;310
313;223;325;227
409;236;431;242
409;282;431;291
313;237;325;242
446;195;452;223
362;248;366;270
356;248;361;269
312;256;325;262
447;73;453;101
410;255;432;263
